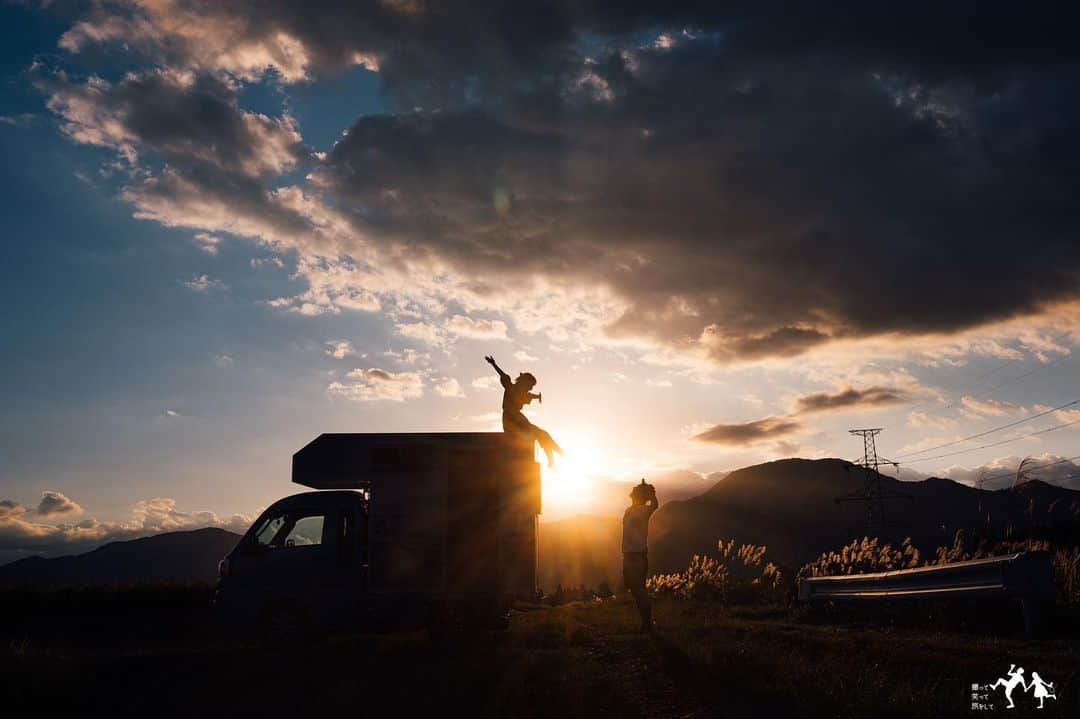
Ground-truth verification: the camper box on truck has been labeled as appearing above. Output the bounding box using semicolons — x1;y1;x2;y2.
215;432;540;636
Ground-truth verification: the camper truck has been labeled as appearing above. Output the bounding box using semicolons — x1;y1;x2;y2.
214;433;541;637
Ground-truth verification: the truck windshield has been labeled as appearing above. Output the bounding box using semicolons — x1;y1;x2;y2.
254;515;286;547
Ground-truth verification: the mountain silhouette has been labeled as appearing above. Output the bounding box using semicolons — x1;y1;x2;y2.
649;458;1080;572
0;527;241;587
541;458;1080;587
3;459;1078;590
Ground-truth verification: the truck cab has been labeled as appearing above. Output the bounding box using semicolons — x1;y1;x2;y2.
215;433;540;637
215;490;370;635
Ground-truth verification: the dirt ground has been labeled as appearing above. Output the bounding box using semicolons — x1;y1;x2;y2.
3;588;1078;717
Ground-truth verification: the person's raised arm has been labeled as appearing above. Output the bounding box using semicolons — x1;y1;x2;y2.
485;355;511;387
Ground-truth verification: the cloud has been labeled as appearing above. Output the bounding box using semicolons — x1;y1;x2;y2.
445;314;508;340
691;416;803;446
193;232;221;254
0;113;35;126
0;500;27;521
35;492;83;517
907;410;957;431
432;377;464;397
940;454;1080;491
39;68;304;176
327;367;424;401
394;321;444;346
960;396;1025;417
393;315;509;347
384;348;429;365
55;2;1080;90
184;274;226;292
514;350;538;362
471;375;499;390
37;3;1080;365
769;440;826;459
794;386;908;414
325;340;354;359
0;495;253;555
469;410;502;426
214;354;234;367
311;43;1080;362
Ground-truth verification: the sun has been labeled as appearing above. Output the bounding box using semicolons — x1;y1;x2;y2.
539;433;608;515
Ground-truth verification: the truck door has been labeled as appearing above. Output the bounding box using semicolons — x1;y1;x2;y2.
241;507;337;617
328;504;368;612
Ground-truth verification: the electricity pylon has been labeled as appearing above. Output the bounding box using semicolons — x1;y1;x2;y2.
835;428;912;534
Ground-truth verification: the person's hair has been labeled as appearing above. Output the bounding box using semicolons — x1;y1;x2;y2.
630;480;654;503
515;372;536;389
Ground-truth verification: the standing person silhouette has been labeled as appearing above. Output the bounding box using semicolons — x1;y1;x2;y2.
484;355;563;467
1027;672;1056;709
623;479;659;633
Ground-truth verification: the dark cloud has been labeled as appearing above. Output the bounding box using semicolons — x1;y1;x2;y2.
56;2;1080;90
38;69;305;177
42;2;1080;360
692;416;803;445
35;491;83;517
36;67;331;262
315;39;1080;358
0;500;27;521
795;386;908;414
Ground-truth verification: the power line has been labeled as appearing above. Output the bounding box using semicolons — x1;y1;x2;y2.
976;352;1072;397
894;399;1080;459
941;356;1022;406
899;420;1080;464
978;454;1080;483
915;333;1073;414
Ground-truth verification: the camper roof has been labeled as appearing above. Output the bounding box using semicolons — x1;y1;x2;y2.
292;432;534;489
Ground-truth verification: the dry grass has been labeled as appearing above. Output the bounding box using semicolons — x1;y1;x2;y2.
647;538;785;604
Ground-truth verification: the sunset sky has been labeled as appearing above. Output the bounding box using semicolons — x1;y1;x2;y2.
2;1;1079;562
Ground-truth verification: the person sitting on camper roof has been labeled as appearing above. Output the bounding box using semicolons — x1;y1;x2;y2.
484;355;563;467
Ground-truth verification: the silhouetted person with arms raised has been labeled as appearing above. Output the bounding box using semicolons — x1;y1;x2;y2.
623;479;658;632
484;355;563;467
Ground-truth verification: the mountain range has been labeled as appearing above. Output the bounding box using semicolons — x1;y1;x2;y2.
543;458;1080;587
5;459;1079;589
0;527;240;587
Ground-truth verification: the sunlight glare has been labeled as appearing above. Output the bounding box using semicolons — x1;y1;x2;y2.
540;433;608;515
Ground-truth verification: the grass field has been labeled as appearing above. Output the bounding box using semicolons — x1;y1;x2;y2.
3;586;1078;717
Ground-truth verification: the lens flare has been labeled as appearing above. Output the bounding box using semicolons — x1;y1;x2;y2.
540;433;607;515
